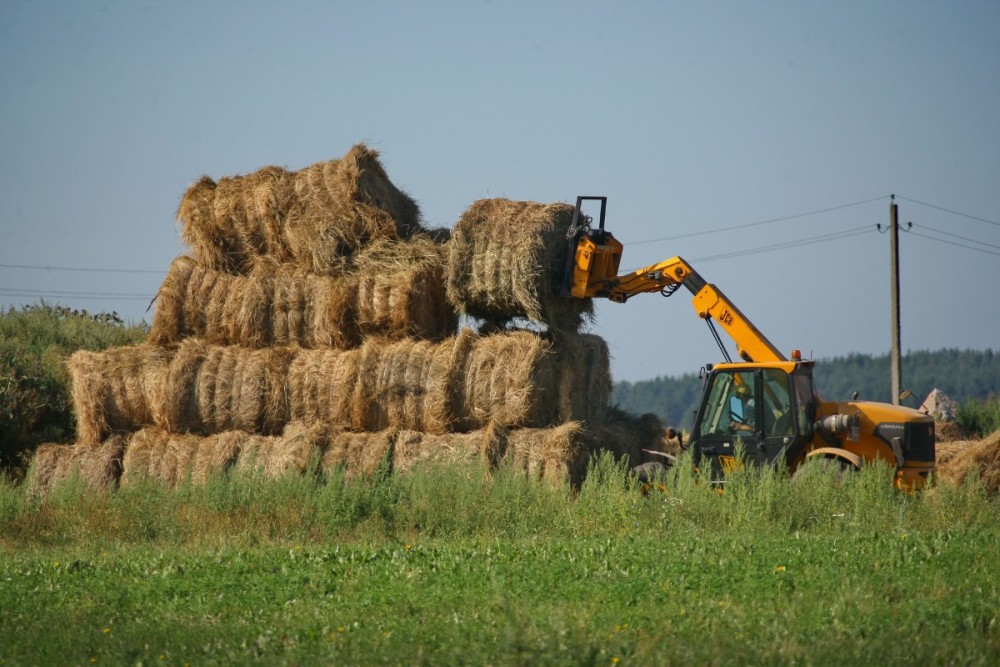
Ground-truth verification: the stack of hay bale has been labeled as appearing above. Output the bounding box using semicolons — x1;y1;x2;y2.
28;144;662;494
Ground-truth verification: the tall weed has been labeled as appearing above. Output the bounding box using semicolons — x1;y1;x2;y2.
2;453;998;550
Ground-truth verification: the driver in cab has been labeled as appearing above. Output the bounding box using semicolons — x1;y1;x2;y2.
729;381;756;434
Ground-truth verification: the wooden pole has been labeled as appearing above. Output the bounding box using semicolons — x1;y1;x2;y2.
890;196;901;406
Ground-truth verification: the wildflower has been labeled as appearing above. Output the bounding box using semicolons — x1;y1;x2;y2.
775;565;786;572
102;628;110;634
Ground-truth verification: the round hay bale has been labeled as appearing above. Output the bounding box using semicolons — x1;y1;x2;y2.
235;421;325;479
123;428;243;487
26;436;127;495
323;428;396;479
446;198;593;329
349;334;475;433
177;167;295;273
426;328;478;432
285;144;421;273
504;422;591;487
461;330;558;428
352;237;457;341
288;347;360;427
69;346;173;444
164;339;207;433
392;429;486;475
271;270;307;346
305;271;361;348
552;332;612;426
121;428;169;485
163;342;292;436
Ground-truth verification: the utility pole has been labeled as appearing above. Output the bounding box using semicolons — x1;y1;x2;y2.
889;195;901;406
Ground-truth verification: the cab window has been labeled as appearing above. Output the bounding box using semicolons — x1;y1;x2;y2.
761;368;794;436
696;371;758;437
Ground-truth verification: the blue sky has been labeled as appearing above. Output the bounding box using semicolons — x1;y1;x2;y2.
2;1;998;388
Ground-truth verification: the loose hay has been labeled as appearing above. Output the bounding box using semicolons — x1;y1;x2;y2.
935;430;1000;495
26;436;127;495
447;198;593;329
177;144;421;274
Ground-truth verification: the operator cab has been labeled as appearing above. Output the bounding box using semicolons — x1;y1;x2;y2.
691;361;816;480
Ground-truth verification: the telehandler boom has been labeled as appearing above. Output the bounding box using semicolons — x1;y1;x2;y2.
561;196;935;489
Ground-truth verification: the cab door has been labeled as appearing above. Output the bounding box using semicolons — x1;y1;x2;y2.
759;368;797;466
692;369;769;476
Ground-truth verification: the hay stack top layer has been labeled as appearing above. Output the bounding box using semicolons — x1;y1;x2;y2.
177;144;421;274
446;198;593;329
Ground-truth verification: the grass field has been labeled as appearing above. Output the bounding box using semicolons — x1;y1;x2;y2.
2;455;999;666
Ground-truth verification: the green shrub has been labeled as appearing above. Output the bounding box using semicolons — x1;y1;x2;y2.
0;303;147;473
956;394;1000;438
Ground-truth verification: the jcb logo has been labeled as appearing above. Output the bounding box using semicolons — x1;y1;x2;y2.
718;455;743;474
718;309;734;326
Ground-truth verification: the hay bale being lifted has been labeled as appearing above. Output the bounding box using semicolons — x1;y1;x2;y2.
177;144;421;274
446;198;593;329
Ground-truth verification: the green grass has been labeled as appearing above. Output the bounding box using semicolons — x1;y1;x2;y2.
2;456;998;665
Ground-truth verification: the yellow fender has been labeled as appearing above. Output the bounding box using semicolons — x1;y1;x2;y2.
805;447;863;470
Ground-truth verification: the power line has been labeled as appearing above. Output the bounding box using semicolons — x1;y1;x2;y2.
895;195;1000;227
0;287;154;300
0;262;165;274
692;225;876;263
619;224;876;272
911;223;1000;252
906;230;1000;258
629;195;889;246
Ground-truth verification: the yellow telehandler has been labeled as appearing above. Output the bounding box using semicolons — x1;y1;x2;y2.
561;196;935;489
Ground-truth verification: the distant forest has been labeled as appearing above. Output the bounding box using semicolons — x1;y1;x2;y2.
611;349;1000;430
